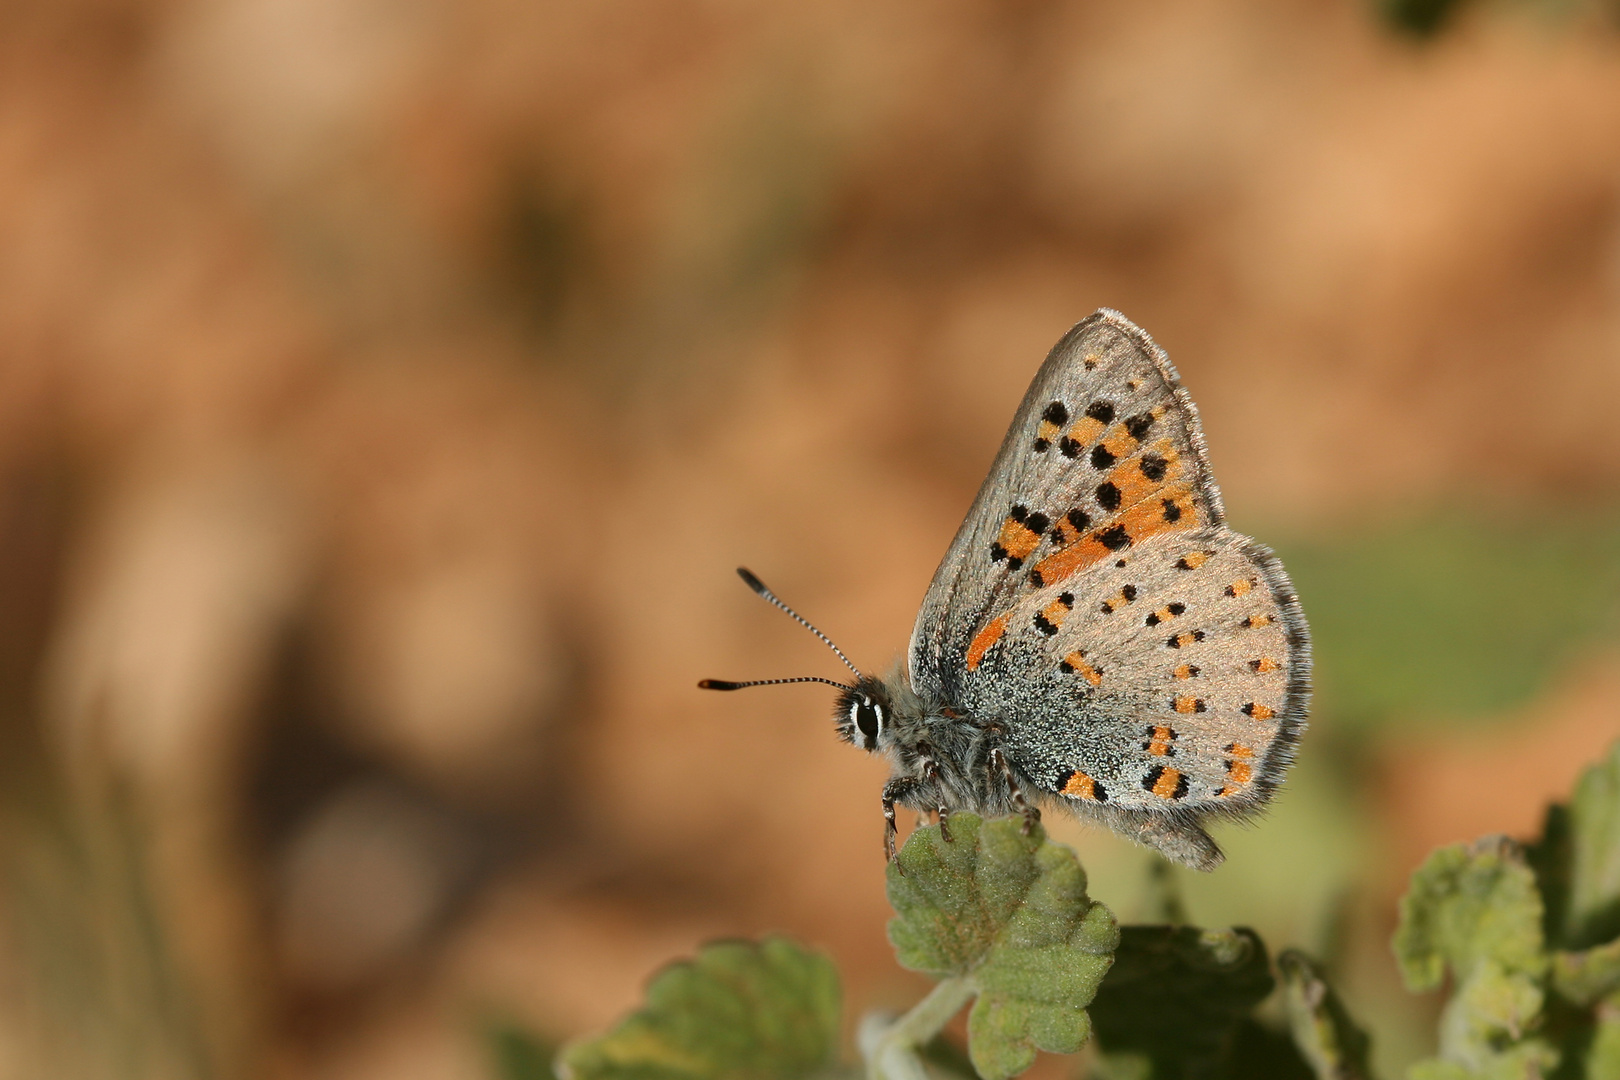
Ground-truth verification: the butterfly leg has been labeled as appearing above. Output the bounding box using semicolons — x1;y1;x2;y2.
990;747;1041;836
919;759;953;842
882;776;921;862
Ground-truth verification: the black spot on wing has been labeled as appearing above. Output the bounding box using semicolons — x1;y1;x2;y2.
1097;525;1131;550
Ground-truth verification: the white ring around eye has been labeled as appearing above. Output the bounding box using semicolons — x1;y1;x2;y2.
872;702;884;729
848;701;861;726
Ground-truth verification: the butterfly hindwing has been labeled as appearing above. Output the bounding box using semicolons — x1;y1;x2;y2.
961;529;1306;814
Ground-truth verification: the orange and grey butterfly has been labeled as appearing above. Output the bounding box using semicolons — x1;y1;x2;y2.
906;310;1308;869
705;310;1308;872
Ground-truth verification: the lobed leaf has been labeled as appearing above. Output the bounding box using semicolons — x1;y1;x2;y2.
1394;836;1547;993
557;937;841;1080
886;814;1118;1079
1393;836;1556;1077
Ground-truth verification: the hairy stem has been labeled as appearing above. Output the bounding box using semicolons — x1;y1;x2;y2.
862;976;977;1080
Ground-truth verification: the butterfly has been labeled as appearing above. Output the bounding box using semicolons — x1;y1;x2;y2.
701;310;1309;870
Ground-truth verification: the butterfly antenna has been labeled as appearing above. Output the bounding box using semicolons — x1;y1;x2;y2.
734;567;863;679
699;675;854;692
730;567;863;679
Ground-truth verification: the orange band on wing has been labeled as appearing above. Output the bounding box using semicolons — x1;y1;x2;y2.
965;613;1011;672
1030;482;1197;588
1104;437;1184;509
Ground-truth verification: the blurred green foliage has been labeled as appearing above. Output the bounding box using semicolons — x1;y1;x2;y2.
1280;950;1374;1080
1276;512;1620;729
556;938;841;1080
1379;0;1471;36
523;742;1620;1080
1376;0;1620;38
1393;741;1620;1079
1395;837;1556;1078
486;1022;558;1080
1087;926;1279;1079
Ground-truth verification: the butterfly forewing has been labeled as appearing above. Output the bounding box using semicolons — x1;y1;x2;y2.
910;310;1223;702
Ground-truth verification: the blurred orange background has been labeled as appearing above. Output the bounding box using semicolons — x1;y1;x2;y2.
1;0;1619;1077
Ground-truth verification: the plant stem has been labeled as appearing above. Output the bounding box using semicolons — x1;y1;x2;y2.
862;976;977;1080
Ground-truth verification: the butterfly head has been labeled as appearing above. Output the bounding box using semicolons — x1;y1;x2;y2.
833;677;892;752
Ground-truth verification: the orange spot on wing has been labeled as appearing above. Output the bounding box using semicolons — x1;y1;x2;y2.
1151;767;1184;799
1100;429;1139;461
1250;657;1281;673
966;614;1011;672
1062;417;1108;454
1060;651;1103;685
1173;663;1199;680
996;517;1042;562
1227;760;1253;784
1242;614;1274;628
1145;725;1176;756
1226;578;1254;597
1244;703;1276;720
1172;696;1203;714
1062;771;1100;799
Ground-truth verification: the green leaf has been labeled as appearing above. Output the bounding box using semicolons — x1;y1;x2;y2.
1564;739;1620;950
885;814;1118;1080
1393;836;1556;1078
1581;1001;1620;1080
1550;937;1620;1008
487;1022;557;1080
1394;837;1547;993
1087;925;1276;1079
556;937;841;1080
1277;950;1373;1080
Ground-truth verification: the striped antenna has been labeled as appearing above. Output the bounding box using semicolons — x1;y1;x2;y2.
698;676;853;692
733;567;862;679
697;568;863;692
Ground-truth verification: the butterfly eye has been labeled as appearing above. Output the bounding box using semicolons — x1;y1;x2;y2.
853;697;883;743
